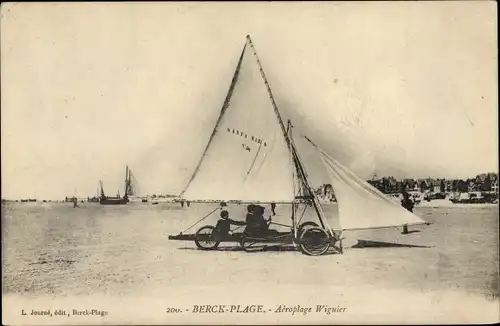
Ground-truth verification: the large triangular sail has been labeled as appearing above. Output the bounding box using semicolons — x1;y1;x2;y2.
303;136;427;231
181;36;295;202
126;168;140;197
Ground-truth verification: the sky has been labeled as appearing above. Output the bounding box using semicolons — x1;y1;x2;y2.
1;2;498;199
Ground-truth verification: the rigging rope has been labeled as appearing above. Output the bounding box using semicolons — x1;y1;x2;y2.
269;221;292;228
180;207;220;235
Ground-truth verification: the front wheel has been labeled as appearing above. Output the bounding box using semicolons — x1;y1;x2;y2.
194;225;220;250
299;227;330;256
239;235;267;252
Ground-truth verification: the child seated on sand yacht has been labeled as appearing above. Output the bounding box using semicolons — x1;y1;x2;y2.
213;210;246;240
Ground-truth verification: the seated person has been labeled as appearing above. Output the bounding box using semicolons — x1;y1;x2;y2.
213;210;246;241
244;204;256;224
244;205;272;237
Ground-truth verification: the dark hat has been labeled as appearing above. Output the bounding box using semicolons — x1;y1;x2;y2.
246;204;255;213
220;210;229;218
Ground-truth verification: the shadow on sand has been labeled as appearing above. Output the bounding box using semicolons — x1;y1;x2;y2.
401;230;421;235
177;245;340;255
176;239;431;253
351;239;431;249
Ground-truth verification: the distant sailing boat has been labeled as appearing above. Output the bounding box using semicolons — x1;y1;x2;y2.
99;166;134;205
125;168;141;202
169;35;430;255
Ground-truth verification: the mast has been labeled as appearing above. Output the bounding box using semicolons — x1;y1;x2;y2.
124;166;129;197
286;122;297;236
246;36;309;193
181;35;298;198
246;35;332;233
245;35;291;150
287;121;332;234
179;35;331;233
100;180;105;198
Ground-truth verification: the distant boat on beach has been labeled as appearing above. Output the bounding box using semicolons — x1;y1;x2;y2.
19;198;37;203
99;165;138;205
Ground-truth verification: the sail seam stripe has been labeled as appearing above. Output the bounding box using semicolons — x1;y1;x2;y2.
180;42;248;197
245;141;264;180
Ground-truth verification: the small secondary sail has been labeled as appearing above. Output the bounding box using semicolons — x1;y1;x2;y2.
290;131;332;192
181;37;295;202
317;146;427;231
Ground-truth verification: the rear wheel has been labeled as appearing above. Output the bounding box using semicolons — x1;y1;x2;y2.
194;225;220;250
297;221;320;236
299;227;330;256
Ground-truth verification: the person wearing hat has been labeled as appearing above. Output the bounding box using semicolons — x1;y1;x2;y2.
244;204;271;237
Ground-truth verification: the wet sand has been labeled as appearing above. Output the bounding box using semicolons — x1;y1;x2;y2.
2;202;499;324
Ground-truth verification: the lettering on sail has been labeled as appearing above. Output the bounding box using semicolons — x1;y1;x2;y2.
226;128;267;152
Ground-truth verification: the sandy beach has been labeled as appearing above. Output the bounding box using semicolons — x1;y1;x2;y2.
2;201;499;324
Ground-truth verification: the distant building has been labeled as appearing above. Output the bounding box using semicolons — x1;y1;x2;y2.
402;178;418;192
468;179;478;192
492;179;499;194
417;179;429;192
430;179;443;193
362;173;499;195
444;180;453;192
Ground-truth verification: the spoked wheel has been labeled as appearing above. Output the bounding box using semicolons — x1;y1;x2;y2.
297;221;320;236
299;227;331;256
194;225;220;250
239;236;267;253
